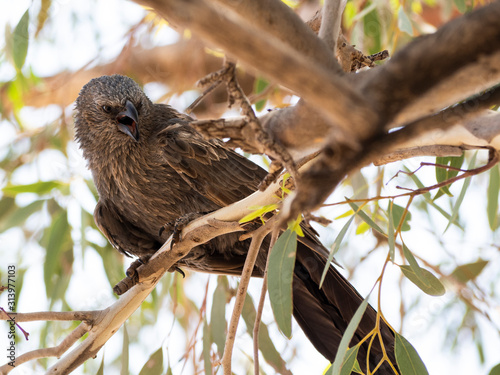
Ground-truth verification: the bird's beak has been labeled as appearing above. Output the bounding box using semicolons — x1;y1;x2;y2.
116;100;140;142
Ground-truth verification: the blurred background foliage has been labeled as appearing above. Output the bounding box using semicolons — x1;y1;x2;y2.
0;0;499;374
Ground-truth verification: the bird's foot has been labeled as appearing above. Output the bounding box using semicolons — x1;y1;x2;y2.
125;255;151;280
158;212;209;249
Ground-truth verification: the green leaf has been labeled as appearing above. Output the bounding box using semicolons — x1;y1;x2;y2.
444;153;476;233
340;345;360;375
203;319;212;375
96;354;105;375
406;168;463;229
287;215;304;237
450;259;488;283
363;10;382;54
242;294;289;373
400;265;445;296
239;204;278;223
12;9;30;70
268;229;297;338
454;0;466;13
320;215;355;287
329;295;370;375
36;0;51;37
402;244;424;282
254;77;269;112
388;201;395;262
0;197;16;221
347;200;385;235
0;199;44;232
434;154;464;199
398;6;413;36
120;324;129;375
489;363;500;375
42;209;73;300
392;204;411;232
487;165;499;231
395;333;429;375
2;180;68;196
211;276;228;356
139;347;163;375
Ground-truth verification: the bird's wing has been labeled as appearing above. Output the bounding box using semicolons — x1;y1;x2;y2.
156;120;267;207
94;199;161;257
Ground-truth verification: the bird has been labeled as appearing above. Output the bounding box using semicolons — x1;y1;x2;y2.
75;74;396;373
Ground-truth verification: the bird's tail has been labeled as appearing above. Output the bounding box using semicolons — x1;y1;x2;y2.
292;244;397;374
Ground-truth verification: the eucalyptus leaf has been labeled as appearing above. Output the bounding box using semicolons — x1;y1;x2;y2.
241;294;289;373
347;200;385;235
329;295;369;375
139;347;163;375
395;333;429;375
487;165;499;231
12;10;30;70
450;260;488;283
211;276;228;356
268;229;297;338
400;265;445;296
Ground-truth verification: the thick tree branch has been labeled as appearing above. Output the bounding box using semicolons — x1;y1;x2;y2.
284;84;500;219
360;2;500;124
213;0;339;71
135;0;378;141
318;0;346;52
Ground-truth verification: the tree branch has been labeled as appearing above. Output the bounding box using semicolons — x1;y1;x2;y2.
39;175;286;374
318;0;346;52
359;2;500;124
135;0;378;140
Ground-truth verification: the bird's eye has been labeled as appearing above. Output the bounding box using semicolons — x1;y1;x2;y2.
102;105;112;113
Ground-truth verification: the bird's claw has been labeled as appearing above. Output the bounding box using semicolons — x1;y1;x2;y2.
125;255;151;280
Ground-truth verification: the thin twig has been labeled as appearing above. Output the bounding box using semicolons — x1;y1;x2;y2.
253;229;278;374
221;219;275;375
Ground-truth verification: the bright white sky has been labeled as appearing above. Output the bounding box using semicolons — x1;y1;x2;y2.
0;1;499;375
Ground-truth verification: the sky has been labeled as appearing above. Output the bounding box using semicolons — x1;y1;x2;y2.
1;1;499;374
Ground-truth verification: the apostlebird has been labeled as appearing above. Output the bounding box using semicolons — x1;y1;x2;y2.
75;74;396;372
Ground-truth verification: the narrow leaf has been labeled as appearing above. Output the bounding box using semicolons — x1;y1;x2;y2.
347;200;385;235
398;6;413;35
320;215;355;287
12;10;30;70
2;180;67;196
340;345;360;375
203;320;212;375
402;244;424;283
450;260;488;283
139;347;163;375
211;276;228;356
487;165;499;231
241;294;289;373
406;168;463;229
96;354;105;375
36;0;51;37
395;333;429;375
400;265;445;296
329;295;370;375
120;324;129;375
392;204;411;232
268;229;297;338
239;204;278;223
0;200;44;232
454;0;466;13
388;201;395;262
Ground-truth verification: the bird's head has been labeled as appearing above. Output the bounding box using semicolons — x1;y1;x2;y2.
75;75;153;152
